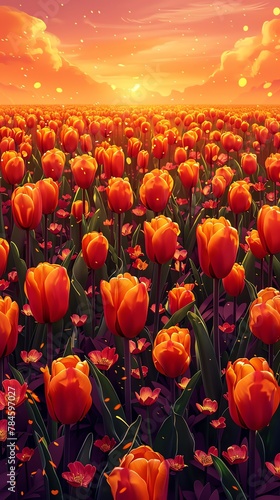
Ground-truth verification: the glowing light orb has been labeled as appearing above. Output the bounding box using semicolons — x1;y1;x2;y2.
56;88;63;93
238;77;247;88
33;82;41;89
273;7;280;16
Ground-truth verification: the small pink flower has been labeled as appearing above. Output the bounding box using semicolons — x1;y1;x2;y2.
70;314;88;327
62;461;96;488
176;198;188;206
139;277;151;291
21;304;33;317
132;205;146;216
132;258;148;270
196;398;218;415
129;338;151;355
58;248;77;261
122;223;133;236
126;245;144;260
16;447;34;462
210;417;226;429
103;218;114;226
131;366;148;379
94;435;116;453
194;447;218;467
135;387;161;406
88;347;118;371
0;380;28;410
176;377;190;390
167;455;187;472
266;453;280;478
49;223;62;234
0;280;9;291
222;444;248;465
150;303;165;314
38;241;52;250
0;419;7;442
219;322;235;334
202;200;219;209
56;209;70;219
20;349;42;364
8;271;18;282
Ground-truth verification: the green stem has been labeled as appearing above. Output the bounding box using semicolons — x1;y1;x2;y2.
63;424;71;474
124;338;132;424
47;322;53;370
248;429;256;500
260;258;264;290
213;278;221;373
146;406;153;448
91;269;96;334
44;214;48;262
268;253;273;287
153;263;162;340
26;229;31;269
269;344;274;369
117;212;122;261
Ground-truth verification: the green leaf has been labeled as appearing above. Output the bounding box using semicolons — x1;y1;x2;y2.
0;195;6;238
72;249;89;288
88;207;101;232
153;409;195;461
87;357;128;440
131;223;141;247
76;432;94;464
60;239;76;270
107;415;142;470
70;275;92;336
30;232;44;266
184;208;206;255
245;279;257;302
93;186;110;239
188;310;222;402
173;370;201;416
63;336;73;357
153;414;177;458
10;241;27;307
163;301;195;329
211;455;247;500
34;431;63;500
189;258;207;303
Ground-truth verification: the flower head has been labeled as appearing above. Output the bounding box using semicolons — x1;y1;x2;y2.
62;461;96;488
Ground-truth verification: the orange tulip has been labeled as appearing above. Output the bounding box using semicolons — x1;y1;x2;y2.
82;231;109;269
0;295;19;358
43;355;92;424
182;130;197;150
241;153;258;176
151;134;168;160
178;159;199;190
196;217;239;279
100;273;149;338
221;131;235;152
215;166;234;186
139;168;173;213
265;153;280;183
144;215;180;264
71;200;89;222
127;137;142;158
226;357;280;430
25;263;70;323
36;178;59;215
174;147;187;164
257;204;280;255
106;445;169;500
222;263;245;297
11;183;42;230
1;151;25;186
212;175;227;199
228;180;252;214
71;154;97;189
249;287;280;344
137;150;149;172
245;229;268;259
80;133;93;154
205;143;220;165
41;148;66;181
153;326;191;378
61;126;79;154
106;177;133;213
0;238;9;277
37;127;56;154
168;283;195;315
102;145;125;178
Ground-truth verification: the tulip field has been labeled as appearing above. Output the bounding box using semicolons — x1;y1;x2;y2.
1;104;280;499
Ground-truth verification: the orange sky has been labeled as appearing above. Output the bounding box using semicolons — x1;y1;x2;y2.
1;1;280;104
